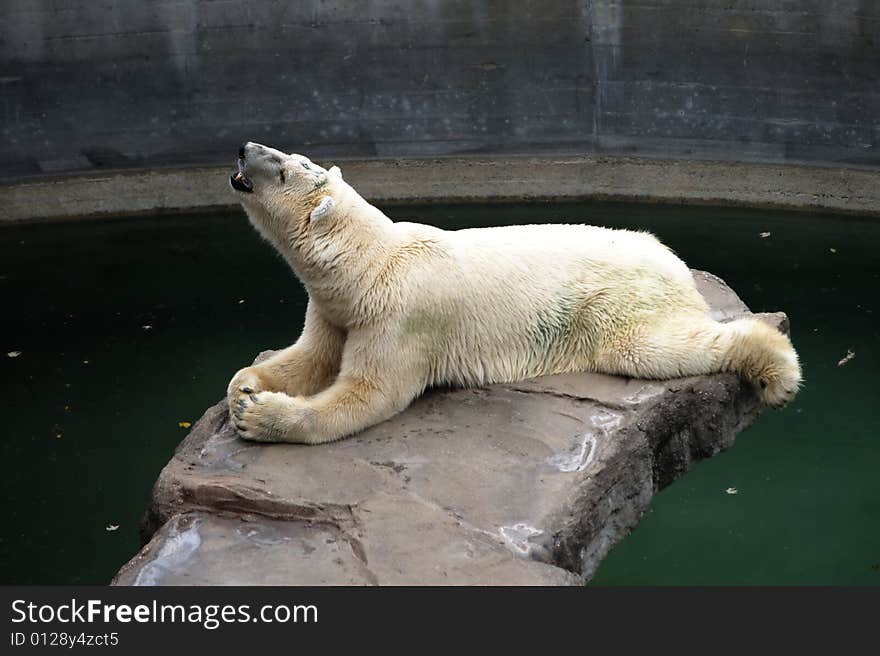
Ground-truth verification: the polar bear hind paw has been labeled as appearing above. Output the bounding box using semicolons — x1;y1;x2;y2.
755;364;801;409
731;319;802;409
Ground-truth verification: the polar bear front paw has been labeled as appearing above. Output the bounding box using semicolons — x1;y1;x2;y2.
232;390;284;442
227;366;265;421
227;366;265;397
231;390;316;443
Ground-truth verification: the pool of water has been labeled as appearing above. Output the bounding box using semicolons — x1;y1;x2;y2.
0;202;877;585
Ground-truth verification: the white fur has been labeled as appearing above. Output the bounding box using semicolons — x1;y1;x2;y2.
310;196;334;222
227;143;802;444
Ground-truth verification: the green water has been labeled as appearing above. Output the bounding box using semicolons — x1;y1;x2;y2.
0;202;877;585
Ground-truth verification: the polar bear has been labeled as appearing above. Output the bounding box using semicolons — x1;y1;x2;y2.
227;142;801;444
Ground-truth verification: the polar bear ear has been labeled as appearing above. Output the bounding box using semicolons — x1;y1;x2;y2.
328;165;342;180
310;196;335;222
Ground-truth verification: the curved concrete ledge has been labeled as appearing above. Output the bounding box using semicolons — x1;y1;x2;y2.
2;154;879;223
113;271;789;586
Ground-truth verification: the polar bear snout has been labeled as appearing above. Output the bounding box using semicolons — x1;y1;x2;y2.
231;142;257;193
239;141;278;161
231;142;331;200
231;142;284;194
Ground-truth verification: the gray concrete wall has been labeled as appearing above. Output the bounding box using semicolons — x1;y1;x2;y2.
1;1;878;179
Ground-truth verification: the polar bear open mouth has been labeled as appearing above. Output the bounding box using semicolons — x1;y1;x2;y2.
230;171;254;193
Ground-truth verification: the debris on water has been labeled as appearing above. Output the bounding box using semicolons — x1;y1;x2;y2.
238;299;245;304
759;232;771;238
725;487;738;495
106;525;119;532
6;351;21;358
837;349;855;367
829;248;837;254
178;421;192;429
142;325;152;331
82;359;90;364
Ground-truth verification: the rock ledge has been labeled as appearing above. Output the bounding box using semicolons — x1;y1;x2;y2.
113;271;787;585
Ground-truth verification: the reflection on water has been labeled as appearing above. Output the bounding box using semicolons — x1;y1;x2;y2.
0;202;877;584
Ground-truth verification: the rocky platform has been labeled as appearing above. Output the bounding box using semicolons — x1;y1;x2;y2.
113;271;788;586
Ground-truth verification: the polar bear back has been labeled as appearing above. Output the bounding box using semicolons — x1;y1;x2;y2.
388;221;708;387
453;222;692;283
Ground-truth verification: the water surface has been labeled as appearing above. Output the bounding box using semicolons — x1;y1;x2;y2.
0;202;876;584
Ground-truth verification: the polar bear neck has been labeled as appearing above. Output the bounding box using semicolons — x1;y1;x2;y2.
282;182;399;328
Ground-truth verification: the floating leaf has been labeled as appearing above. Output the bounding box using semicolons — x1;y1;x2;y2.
837;349;855;367
725;487;738;495
142;325;153;331
178;421;192;429
759;232;771;238
105;525;119;532
6;351;21;358
829;247;837;254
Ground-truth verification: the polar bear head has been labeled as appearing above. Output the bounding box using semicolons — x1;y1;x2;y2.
229;142;393;299
230;142;345;243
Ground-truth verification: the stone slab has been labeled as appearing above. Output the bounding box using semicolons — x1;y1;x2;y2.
2;155;879;224
113;271;787;585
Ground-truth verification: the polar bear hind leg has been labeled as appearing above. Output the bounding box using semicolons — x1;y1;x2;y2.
595;314;801;408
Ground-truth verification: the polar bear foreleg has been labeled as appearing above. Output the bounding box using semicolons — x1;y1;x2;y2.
232;333;423;444
227;304;345;421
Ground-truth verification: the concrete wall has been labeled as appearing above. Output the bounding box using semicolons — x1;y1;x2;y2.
1;1;878;178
